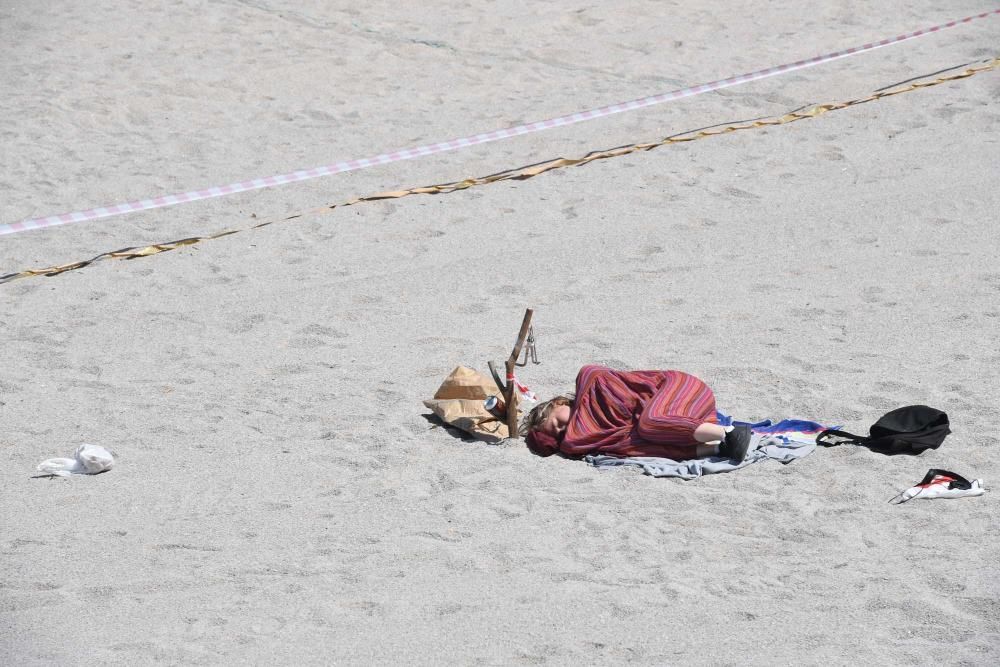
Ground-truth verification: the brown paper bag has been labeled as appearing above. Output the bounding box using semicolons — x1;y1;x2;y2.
423;366;513;442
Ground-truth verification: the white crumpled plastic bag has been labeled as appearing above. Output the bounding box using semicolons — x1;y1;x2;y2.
36;444;115;477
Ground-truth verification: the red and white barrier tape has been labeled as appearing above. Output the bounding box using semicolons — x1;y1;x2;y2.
3;9;997;238
506;372;538;404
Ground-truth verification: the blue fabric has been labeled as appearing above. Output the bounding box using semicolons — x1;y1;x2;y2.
715;411;830;434
584;412;836;480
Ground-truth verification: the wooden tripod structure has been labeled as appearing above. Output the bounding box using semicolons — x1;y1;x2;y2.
488;308;537;439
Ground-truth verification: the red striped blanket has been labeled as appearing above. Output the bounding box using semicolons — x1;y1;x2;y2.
558;365;717;459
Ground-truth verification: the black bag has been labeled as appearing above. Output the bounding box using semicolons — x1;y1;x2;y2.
816;405;950;454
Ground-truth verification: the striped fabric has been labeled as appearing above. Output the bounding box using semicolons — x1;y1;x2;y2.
559;365;717;459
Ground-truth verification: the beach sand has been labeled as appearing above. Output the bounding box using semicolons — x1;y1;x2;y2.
2;1;999;663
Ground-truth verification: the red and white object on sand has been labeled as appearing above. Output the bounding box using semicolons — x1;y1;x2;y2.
889;469;985;504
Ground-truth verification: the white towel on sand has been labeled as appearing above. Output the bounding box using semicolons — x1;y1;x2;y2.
37;444;115;476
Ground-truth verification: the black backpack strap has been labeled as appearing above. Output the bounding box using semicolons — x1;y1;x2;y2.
919;469;973;490
816;429;868;447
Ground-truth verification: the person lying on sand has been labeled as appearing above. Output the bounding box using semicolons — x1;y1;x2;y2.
521;364;752;461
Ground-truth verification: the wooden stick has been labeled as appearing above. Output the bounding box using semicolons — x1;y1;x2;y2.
487;360;506;394
505;358;519;437
505;308;534;438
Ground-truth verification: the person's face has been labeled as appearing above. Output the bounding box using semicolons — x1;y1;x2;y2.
540;404;571;439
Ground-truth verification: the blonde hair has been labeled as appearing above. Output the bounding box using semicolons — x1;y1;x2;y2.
519;395;573;436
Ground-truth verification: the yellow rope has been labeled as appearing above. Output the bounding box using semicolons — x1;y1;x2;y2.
3;57;996;285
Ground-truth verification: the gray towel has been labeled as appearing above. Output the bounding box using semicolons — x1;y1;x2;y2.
584;433;816;480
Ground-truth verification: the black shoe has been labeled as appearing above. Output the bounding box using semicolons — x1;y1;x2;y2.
721;424;752;461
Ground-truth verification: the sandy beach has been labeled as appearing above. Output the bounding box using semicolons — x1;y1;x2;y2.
2;1;999;663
